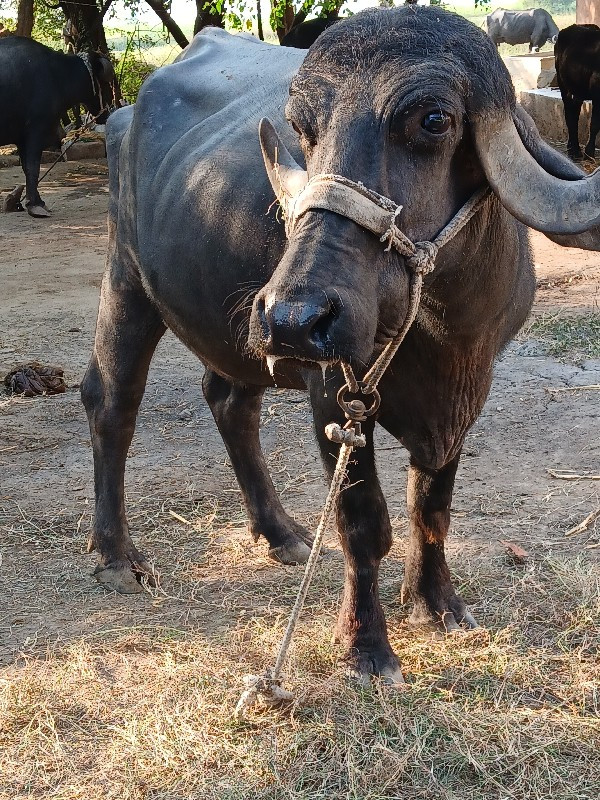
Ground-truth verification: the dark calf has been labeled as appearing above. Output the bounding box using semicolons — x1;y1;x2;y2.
0;37;114;216
555;24;600;160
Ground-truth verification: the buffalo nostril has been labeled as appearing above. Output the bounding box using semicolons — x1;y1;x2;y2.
258;296;341;358
309;299;339;348
253;295;271;343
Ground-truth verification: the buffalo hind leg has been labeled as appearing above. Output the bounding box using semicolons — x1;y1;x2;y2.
584;99;600;160
561;94;583;160
81;270;166;593
309;375;403;685
18;131;49;217
401;453;478;632
202;370;311;564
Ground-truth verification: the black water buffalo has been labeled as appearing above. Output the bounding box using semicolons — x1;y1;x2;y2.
0;36;114;216
555;24;600;160
82;8;600;683
281;16;341;48
486;8;559;51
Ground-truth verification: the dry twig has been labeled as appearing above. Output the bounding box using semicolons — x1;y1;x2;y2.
565;508;600;537
548;470;600;481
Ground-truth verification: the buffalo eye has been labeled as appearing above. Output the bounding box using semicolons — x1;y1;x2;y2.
421;110;451;135
290;118;316;148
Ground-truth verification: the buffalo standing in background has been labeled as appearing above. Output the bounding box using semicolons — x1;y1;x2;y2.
82;8;600;683
0;37;114;216
555;23;600;160
486;8;559;52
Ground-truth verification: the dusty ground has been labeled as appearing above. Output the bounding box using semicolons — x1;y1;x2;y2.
0;161;599;799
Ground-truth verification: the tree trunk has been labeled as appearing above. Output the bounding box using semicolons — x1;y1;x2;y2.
59;0;110;53
257;0;264;41
194;1;226;36
59;0;122;104
145;0;190;48
275;0;296;43
16;0;34;37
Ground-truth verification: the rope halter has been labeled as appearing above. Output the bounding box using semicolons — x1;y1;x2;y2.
77;53;97;98
273;168;491;394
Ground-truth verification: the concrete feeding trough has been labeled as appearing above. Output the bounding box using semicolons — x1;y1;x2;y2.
63;139;106;160
503;52;557;91
519;87;591;142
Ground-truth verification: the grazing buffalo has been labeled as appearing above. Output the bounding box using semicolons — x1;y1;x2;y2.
281;16;341;48
486;8;559;51
82;8;600;683
555;24;600;160
0;36;114;216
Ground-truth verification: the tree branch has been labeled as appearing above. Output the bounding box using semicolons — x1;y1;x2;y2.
144;0;190;49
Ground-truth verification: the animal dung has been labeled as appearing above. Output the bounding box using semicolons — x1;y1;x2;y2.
4;363;66;397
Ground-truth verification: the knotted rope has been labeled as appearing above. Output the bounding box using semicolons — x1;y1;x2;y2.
234;169;491;718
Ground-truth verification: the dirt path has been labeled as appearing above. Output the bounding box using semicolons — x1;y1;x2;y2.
0;160;599;664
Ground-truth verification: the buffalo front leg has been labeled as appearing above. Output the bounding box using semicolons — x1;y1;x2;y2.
401;453;478;632
202;370;312;565
309;376;403;685
81;270;166;593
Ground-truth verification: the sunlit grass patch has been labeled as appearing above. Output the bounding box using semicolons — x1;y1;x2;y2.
519;313;600;361
1;555;598;799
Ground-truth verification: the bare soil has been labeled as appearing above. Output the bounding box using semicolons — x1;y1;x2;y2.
0;161;599;799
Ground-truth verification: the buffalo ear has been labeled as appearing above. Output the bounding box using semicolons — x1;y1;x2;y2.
91;52;115;82
259;118;307;207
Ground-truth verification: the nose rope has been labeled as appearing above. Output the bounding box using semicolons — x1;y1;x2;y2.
234;173;491;719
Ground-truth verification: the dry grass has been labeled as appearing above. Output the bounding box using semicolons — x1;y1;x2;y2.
519;312;600;362
1;521;599;800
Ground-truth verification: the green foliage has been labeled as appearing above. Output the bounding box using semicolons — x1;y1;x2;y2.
113;28;158;102
32;0;63;47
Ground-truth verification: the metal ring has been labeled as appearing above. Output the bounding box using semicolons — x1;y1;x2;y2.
336;383;381;420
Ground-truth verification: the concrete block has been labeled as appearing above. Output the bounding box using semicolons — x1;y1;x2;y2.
64;140;106;160
519;87;591;142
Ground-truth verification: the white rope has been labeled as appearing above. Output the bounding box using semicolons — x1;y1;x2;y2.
234;442;354;719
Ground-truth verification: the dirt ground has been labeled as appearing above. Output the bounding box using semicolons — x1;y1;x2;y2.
0;161;599;798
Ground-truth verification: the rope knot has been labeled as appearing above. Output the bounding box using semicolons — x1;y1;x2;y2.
406;241;438;276
380;205;404;253
234;672;294;720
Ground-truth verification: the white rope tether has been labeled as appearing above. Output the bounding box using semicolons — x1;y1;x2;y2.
234;441;354;719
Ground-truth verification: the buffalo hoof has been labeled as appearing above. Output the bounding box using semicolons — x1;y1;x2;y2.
93;555;159;594
345;649;405;687
406;597;479;632
27;204;50;218
583;149;597;163
268;537;312;565
568;148;584;162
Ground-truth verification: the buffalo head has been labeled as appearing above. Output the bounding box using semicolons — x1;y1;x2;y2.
87;52;116;122
248;7;600;372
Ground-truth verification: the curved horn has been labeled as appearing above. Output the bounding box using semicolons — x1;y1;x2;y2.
259;118;307;208
473;111;600;234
